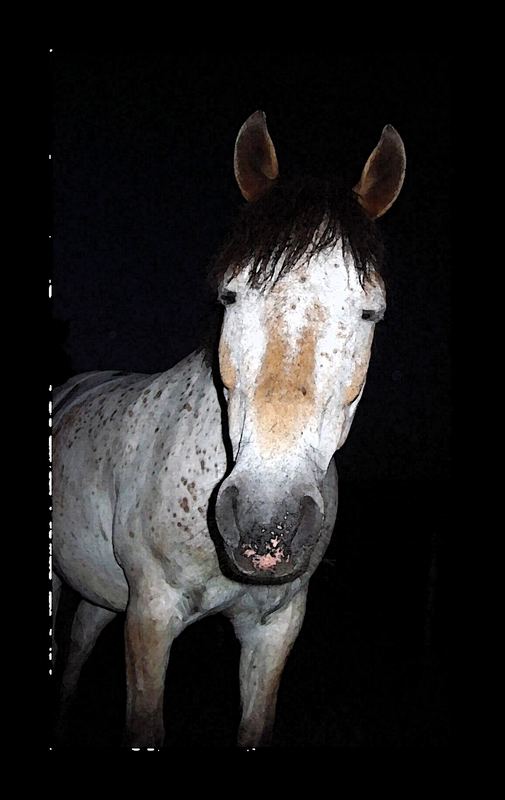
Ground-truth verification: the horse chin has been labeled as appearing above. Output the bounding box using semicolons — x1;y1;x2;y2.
220;546;309;585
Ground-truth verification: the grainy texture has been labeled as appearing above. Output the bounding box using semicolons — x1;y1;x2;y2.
52;116;404;748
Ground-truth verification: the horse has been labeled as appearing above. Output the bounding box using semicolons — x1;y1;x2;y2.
51;110;405;748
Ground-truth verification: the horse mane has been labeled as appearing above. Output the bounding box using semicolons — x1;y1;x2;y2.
209;176;384;289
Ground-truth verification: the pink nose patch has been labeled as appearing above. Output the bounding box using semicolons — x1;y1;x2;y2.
242;536;289;571
251;551;284;570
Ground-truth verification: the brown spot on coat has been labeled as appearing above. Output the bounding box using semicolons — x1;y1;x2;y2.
219;338;237;390
343;330;374;404
179;497;190;513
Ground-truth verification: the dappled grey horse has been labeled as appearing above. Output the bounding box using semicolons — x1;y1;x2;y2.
52;111;405;747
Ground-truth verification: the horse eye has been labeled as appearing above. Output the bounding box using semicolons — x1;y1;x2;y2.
219;290;237;307
362;309;384;322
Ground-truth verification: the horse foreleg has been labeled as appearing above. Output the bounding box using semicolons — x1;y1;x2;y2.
123;587;182;748
230;587;308;748
56;600;117;735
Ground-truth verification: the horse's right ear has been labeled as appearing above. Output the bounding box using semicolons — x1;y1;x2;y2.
234;111;279;202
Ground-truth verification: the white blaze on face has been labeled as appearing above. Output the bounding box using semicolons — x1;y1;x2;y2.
218;245;386;473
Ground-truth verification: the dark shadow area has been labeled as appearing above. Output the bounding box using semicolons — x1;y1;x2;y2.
49;52;450;749
51;317;73;388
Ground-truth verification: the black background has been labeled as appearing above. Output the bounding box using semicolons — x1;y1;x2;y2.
50;52;450;747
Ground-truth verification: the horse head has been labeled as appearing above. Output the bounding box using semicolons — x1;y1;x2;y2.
214;111;405;583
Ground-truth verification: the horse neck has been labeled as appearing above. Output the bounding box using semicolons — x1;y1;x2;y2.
158;348;220;416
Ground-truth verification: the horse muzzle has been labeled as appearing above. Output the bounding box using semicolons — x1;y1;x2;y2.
214;481;324;584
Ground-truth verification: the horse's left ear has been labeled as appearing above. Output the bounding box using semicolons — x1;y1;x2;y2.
234;110;279;202
353;125;406;219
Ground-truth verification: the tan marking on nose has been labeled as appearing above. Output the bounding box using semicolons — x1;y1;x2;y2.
219;337;237;390
343;351;372;405
253;310;322;452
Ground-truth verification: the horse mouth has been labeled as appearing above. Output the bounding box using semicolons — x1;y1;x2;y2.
222;549;306;584
222;528;312;585
242;544;289;571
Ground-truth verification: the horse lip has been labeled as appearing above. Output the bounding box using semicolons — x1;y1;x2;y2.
223;533;309;585
223;552;306;585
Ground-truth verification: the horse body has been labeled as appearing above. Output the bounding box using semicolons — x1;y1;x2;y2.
53;348;337;746
54;354;224;612
53;350;330;619
52;111;405;747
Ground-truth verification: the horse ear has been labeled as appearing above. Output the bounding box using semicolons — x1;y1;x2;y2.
234;111;279;202
353;125;406;219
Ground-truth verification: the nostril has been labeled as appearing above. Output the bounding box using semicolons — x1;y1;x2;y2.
223;484;239;517
216;483;241;546
292;495;324;548
299;495;317;516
